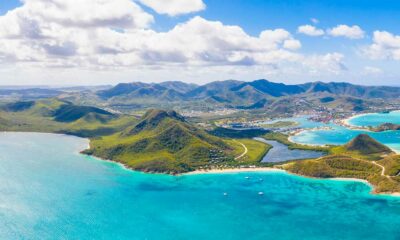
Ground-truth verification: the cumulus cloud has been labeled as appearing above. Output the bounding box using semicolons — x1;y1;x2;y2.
0;0;348;82
297;25;324;36
328;24;365;39
303;53;346;75
138;0;206;16
364;31;400;60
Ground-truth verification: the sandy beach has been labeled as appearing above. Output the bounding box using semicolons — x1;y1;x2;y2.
342;113;371;127
185;167;285;175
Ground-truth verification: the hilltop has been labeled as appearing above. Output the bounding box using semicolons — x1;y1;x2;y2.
83;109;269;174
344;134;393;155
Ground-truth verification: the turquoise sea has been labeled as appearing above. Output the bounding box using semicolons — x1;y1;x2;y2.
1;132;400;240
291;113;400;152
348;111;400;127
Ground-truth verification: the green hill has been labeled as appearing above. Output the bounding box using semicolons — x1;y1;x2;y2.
83;109;240;174
94;79;400;110
52;104;114;123
344;134;393;155
0;99;137;137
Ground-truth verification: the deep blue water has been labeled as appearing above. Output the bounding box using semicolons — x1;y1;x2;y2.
255;138;325;162
1;132;400;240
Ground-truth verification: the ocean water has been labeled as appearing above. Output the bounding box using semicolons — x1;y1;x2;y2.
1;132;400;240
349;111;400;127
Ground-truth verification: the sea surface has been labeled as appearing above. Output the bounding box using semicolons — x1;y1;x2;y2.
348;111;400;127
1;132;400;240
290;114;400;152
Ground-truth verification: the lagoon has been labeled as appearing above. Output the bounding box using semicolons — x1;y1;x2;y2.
255;138;325;162
1;132;400;240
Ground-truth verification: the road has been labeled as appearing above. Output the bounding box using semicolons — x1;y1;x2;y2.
234;141;248;160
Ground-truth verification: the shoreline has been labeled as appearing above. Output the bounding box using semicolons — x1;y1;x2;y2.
184;167;285;175
287;128;331;148
1;131;399;197
342;112;370;127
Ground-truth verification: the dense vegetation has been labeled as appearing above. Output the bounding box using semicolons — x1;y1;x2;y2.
83;109;270;174
208;127;269;139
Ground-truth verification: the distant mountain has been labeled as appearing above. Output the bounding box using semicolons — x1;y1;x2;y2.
185;80;244;99
158;81;198;93
232;79;304;97
345;134;393;155
97;81;197;100
0;88;63;99
95;79;400;110
83;109;236;174
301;81;400;98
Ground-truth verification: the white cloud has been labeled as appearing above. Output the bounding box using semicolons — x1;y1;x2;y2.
364;31;400;60
328;24;365;39
297;25;324;36
283;39;302;50
303;53;346;75
0;0;350;84
138;0;205;16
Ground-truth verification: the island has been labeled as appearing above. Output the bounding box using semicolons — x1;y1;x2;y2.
1;98;400;195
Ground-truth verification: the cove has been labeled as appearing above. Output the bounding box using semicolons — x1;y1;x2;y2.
1;132;400;240
348;111;400;127
289;114;400;152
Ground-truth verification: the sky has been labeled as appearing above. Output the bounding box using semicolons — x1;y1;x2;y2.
0;0;400;86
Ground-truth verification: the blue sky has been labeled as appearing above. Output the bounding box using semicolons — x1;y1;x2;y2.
0;0;399;86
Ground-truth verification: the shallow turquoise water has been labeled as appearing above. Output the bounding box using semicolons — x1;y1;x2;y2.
1;132;400;240
291;113;400;152
349;111;400;127
263;116;328;129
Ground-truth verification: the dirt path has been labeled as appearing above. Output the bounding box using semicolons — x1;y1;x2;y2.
234;141;248;160
372;161;387;177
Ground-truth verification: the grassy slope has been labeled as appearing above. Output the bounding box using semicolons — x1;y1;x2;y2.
84;110;271;173
280;134;400;193
0;99;138;137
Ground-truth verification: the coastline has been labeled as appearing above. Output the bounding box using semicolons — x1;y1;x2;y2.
342;112;370;127
1;131;399;197
287;128;330;148
184;167;285;175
